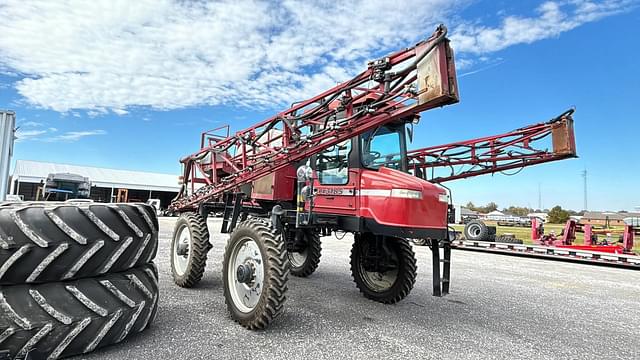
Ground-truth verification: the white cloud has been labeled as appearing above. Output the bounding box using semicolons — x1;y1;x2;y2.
0;0;460;112
451;0;635;54
459;59;506;78
15;129;48;142
45;130;107;142
15;127;105;142
0;0;633;113
112;108;129;116
18;121;44;127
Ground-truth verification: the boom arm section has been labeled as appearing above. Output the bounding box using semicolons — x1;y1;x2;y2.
408;109;577;183
171;25;459;211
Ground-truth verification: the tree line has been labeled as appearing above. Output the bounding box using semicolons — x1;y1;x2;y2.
465;202;584;224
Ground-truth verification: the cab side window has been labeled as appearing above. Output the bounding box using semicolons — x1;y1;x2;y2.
317;140;351;185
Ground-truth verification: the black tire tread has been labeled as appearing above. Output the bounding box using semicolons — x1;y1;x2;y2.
0;203;158;285
350;235;417;304
0;263;159;359
494;235;524;244
223;218;289;330
288;231;321;277
171;213;211;288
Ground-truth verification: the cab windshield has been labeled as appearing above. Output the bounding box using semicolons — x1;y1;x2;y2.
361;125;406;171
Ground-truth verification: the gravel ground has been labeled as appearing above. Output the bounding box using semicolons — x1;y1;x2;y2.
81;217;640;360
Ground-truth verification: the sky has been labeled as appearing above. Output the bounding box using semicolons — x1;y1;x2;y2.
0;0;638;212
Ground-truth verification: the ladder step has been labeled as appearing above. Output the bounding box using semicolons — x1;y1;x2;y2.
441;279;450;283
440;259;450;263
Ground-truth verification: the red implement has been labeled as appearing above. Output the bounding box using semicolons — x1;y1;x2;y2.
533;218;636;255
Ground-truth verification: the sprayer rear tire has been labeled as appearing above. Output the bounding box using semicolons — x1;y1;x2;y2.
223;218;289;330
350;235;417;304
288;230;321;277
0;263;159;359
0;203;158;285
413;238;427;246
171;213;211;288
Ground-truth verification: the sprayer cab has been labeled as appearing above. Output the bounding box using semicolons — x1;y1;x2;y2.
307;120;450;239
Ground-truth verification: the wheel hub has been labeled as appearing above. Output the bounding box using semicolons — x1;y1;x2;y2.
236;263;255;284
359;238;399;291
176;241;189;256
173;224;192;276
227;239;264;313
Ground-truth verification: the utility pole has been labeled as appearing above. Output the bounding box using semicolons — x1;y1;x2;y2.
581;169;588;211
538;182;542;210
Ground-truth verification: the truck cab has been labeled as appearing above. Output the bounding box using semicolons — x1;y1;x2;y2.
37;172;91;201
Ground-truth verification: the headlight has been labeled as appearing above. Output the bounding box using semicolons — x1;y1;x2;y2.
297;165;313;182
391;189;423;199
438;193;450;203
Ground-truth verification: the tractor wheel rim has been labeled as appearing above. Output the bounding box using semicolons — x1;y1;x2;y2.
173;224;191;276
469;224;481;237
288;248;308;268
228;237;264;313
359;248;399;292
360;266;398;292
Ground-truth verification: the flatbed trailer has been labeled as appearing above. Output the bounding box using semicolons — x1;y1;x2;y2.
451;239;640;270
451;217;638;269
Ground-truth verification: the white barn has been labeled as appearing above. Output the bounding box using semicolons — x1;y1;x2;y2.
9;160;180;208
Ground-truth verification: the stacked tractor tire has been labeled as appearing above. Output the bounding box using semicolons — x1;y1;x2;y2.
463;220;497;242
463;220;523;244
0;202;159;359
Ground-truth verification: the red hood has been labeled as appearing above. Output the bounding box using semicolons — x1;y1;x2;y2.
359;167;448;230
366;167;445;194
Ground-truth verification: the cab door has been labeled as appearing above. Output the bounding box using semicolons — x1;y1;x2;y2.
311;138;358;216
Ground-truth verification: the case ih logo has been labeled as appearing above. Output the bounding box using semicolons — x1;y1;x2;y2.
315;188;354;196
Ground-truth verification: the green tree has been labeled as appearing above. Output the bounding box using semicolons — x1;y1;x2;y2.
548;205;570;223
504;206;534;217
464;201;499;214
484;202;499;213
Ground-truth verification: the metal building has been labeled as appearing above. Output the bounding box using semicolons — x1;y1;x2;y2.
10;160;180;208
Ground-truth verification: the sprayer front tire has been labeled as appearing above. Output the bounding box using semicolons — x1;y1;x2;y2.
350;235;417;304
223;218;289;330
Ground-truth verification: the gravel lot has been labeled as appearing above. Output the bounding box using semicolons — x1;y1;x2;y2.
82;217;640;359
